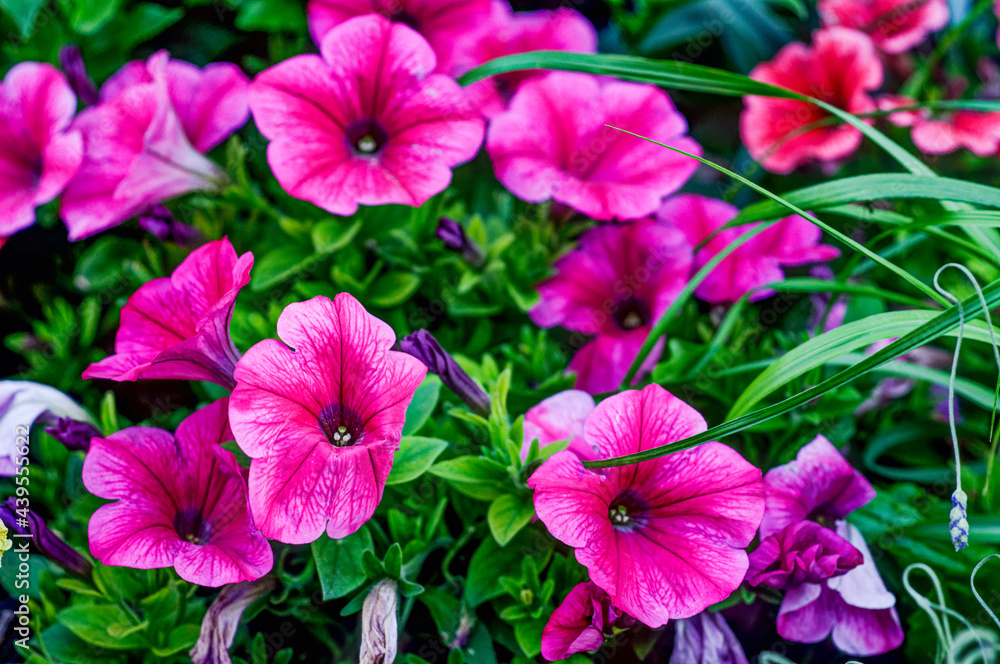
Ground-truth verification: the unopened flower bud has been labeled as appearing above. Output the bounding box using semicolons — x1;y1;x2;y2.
191;577;277;664
400;330;491;416
58;45;99;106
435;217;485;268
44;417;100;452
360;579;398;664
0;498;92;578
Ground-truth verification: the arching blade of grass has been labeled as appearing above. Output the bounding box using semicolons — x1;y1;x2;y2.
583;277;1000;470
729;175;1000;226
615;132;947;386
727;311;1000;418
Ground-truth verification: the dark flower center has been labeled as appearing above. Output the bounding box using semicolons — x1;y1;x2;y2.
608;491;649;532
174;507;212;545
392;10;421;30
613;297;651;332
319;404;365;447
346;120;389;156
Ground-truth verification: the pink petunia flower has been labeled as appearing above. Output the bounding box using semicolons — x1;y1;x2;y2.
98;50;251;154
541;581;619;661
760;434;876;538
306;0;491;71
0;63;83;240
83;237;253;390
249;15;485;217
529;385;766;628
818;0;948;54
229;294;427;544
449;0;598;118
657;194;840;305
746;519;863;590
487;72;701;221
741;28;884;174
521;389;596;461
777;521;904;656
83;398;273;587
60;50;247;240
529;218;692;394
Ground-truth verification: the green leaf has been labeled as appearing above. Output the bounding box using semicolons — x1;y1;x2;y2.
384;543;403;579
311;525;374;600
584;277;1000;468
465;529;553;607
250;245;315;292
312;219;362;255
429;457;511;501
514;620;544;658
73;238;142;293
402;376;441;436
387;436;449;485
728;311;998;418
99;390;119;435
368;272;422;308
151;624;201;657
1;0;47;38
71;0;125;33
487;494;535;546
58;605;148;650
235;0;306;31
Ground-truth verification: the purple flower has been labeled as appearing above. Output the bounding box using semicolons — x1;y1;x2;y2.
669;611;749;664
138;203;204;247
760;435;876;538
776;521;904;657
58;45;99;106
435;217;485;268
44;417;101;452
400;330;490;416
0;498;92;578
746;520;862;590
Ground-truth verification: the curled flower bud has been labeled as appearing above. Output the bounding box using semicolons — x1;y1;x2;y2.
436;217;485;268
669;611;749;664
58;45;99;106
44;417;100;452
191;577;277;664
138;204;204;247
950;489;969;551
0;498;92;578
400;330;491;416
360;579;398;664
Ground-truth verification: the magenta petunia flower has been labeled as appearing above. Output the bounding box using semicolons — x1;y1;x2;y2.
521;390;596;461
818;0;948;54
746;519;862;590
777;521;904;656
229;294;427;544
760;435;876;539
657;194;840;305
529;218;692;394
528;385;765;628
249;15;485;217
449;0;598;118
306;0;490;71
741;28;883;174
0;62;83;240
541;581;619;661
60;51;238;241
98;50;250;154
487;72;701;221
83;237;253;390
83;398;273;587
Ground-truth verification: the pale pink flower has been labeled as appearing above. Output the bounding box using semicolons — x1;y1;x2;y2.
657;194;839;305
450;0;597;117
521;390;596;461
249;15;485;217
83;399;273;587
818;0;948;54
83;238;252;390
529;385;765;628
488;72;701;221
306;0;491;71
61;51;244;240
229;294;427;544
529;218;692;393
741;28;883;174
0;62;83;239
